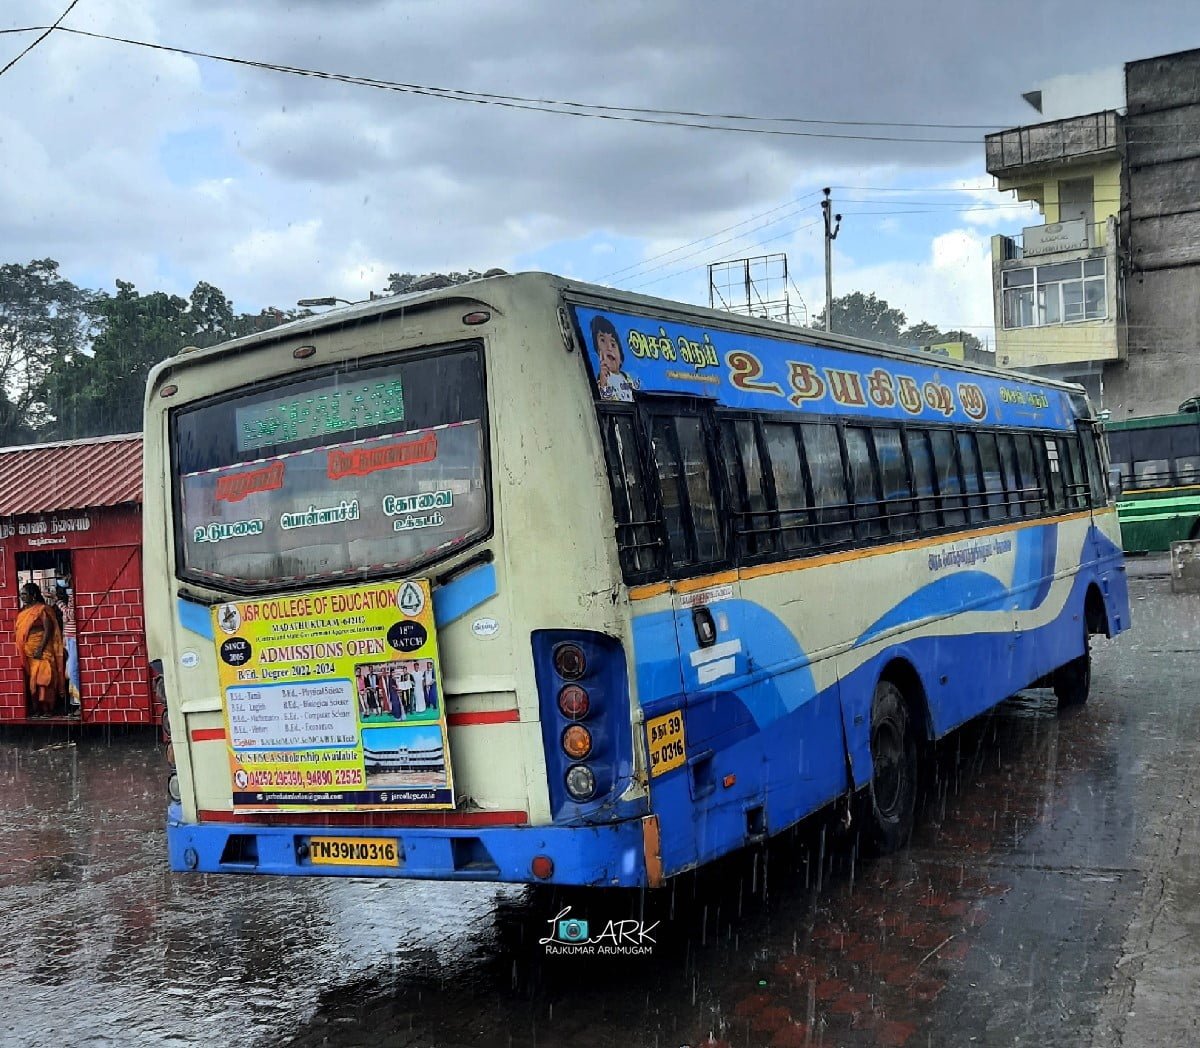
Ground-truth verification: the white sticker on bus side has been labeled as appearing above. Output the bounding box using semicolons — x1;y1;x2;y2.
673;584;733;610
472;617;500;639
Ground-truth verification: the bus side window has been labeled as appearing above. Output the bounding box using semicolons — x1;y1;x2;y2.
844;426;886;541
800;423;853;546
872;426;915;535
907;429;941;531
929;429;965;527
1060;436;1087;509
956;431;987;524
1170;421;1200;485
1078;427;1107;506
975;432;1006;521
721;418;777;560
1043;437;1066;509
1014;434;1039;515
763;422;810;553
996;432;1022;518
1106;431;1132;490
674;415;727;565
601;412;661;579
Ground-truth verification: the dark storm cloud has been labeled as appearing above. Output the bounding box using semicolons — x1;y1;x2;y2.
3;0;1199;308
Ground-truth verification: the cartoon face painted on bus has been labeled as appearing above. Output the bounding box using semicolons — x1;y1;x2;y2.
591;315;639;403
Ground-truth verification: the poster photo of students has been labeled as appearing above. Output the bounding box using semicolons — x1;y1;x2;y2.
355;658;441;724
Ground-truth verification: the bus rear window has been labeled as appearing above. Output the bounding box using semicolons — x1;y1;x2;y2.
171;346;489;591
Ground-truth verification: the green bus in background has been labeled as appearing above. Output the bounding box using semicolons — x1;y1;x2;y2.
1106;411;1200;552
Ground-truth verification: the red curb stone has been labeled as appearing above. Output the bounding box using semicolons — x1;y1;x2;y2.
829;991;872;1015
733;993;772;1018
877;1019;920;1046
769;1022;811;1048
750;1006;794;1035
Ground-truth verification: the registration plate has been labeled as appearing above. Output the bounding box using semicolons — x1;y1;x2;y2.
309;836;400;867
646;709;687;777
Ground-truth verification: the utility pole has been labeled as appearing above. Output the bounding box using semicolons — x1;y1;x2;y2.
821;187;842;332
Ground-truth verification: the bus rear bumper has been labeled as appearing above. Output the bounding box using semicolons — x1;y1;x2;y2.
166;805;657;888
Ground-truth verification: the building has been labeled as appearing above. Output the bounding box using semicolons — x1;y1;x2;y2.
0;434;158;726
985;47;1200;418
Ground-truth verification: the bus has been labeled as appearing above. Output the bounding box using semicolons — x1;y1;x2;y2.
143;272;1130;888
1105;412;1200;552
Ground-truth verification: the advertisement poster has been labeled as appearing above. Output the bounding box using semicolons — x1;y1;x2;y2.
211;578;454;811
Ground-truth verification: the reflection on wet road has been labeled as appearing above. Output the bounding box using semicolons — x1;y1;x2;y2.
1;573;1194;1047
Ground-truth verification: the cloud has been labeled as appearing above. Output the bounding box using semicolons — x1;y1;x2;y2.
2;0;1198;319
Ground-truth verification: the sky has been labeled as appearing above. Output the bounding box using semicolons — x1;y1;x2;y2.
2;1;1199;346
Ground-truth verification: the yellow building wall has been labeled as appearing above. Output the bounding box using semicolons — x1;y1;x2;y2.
995;318;1120;369
1001;158;1121;238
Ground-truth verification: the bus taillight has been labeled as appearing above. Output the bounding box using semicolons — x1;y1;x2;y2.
533;629;638;822
553;642;587;680
562;724;593;760
557;684;590;719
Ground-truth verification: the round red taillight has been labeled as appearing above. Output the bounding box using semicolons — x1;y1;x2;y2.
293;344;317;359
553;643;586;681
531;854;554;880
557;684;590;720
462;310;492;326
158;384;178;398
562;724;593;760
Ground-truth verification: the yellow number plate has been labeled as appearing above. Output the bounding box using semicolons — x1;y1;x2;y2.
646;709;687;777
309;836;400;867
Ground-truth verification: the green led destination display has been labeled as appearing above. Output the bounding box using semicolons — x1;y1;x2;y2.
236;379;405;452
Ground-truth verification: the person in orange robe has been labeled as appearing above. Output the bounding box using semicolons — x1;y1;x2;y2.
14;583;65;716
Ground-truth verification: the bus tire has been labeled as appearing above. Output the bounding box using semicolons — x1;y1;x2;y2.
864;679;917;853
1053;632;1091;708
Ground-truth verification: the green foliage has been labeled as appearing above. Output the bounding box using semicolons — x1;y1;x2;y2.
814;292;908;344
35;270;298;441
817;291;988;359
384;269;506;296
0;259;95;444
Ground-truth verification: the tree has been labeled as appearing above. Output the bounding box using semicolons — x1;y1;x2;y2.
0;259;94;444
44;280;190;439
42;278;302;440
383;268;507;296
814;292;907;344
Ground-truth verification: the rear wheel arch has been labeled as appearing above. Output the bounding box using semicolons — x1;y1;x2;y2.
878;657;933;744
1084;583;1110;638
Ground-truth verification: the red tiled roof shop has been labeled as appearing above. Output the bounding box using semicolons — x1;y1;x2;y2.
0;434;157;726
0;433;142;516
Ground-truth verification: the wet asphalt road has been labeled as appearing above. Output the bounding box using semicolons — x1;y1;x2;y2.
1;568;1196;1048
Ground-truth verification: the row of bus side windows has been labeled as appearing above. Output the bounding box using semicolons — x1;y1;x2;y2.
601;407;1102;583
1107;424;1200;490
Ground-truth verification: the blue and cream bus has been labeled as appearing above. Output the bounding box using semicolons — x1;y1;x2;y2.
143;272;1129;887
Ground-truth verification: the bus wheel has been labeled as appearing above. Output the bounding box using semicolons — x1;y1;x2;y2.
1053;631;1091;708
865;679;917;853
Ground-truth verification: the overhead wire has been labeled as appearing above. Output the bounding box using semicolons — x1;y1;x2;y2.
0;0;80;78
597;191;824;282
53;26;991;144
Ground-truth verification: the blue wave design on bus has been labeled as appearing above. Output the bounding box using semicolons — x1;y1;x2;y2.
856;523;1059;644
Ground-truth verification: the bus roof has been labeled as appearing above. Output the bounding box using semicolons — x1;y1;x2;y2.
160;271;1088;401
1106;412;1200;431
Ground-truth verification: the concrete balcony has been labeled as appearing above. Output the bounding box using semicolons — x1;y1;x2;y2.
986;110;1121;179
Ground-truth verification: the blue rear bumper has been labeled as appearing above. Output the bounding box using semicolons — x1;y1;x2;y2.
166;805;652;887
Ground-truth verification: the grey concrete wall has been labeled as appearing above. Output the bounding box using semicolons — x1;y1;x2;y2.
1118;49;1200;416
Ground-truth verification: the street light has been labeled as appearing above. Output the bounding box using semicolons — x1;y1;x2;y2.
296;296;354;307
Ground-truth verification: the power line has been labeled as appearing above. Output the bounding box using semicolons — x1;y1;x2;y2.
54;26;990;145
618;211;822;287
0;1;80;79
0;26;50;35
627;218;825;292
598;192;823;282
